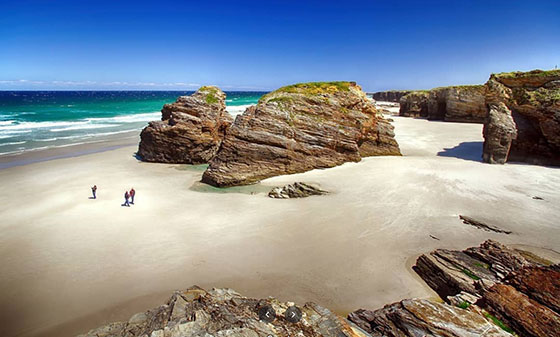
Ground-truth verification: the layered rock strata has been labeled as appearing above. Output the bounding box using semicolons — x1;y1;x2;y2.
348;298;511;337
78;286;370;337
370;90;411;102
349;240;559;337
137;86;233;164
202;82;401;187
482;69;560;166
399;85;486;123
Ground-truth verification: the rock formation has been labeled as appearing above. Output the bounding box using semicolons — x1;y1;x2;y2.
399;85;486;123
79;239;559;337
349;240;560;337
78;286;370;337
482;69;560;166
370;90;411;102
202;82;401;187
348;298;511;336
137;86;233;164
268;182;328;199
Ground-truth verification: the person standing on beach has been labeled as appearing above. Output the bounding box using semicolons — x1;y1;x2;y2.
130;188;135;205
91;185;97;199
123;191;130;207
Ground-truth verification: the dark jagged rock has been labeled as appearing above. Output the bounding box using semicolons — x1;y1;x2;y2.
348;299;511;337
481;283;560;337
398;85;486;123
268;182;328;199
482;69;560;166
459;215;512;234
370;90;412;102
137;86;233;164
78;286;371;337
202;82;401;187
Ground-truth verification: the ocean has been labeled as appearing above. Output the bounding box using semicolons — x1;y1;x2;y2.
0;91;264;156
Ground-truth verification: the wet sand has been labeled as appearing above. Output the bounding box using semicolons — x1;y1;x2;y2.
1;116;559;337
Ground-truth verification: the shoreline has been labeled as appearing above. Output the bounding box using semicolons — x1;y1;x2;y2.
0;130;140;170
1;116;559;337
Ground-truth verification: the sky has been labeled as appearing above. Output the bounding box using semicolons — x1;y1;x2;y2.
0;0;559;91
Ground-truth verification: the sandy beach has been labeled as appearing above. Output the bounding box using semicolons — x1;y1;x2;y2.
1;116;559;337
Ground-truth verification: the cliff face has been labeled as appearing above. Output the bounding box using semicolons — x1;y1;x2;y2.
137;86;233;164
370;90;411;102
399;85;486;123
202;82;401;187
482;69;560;166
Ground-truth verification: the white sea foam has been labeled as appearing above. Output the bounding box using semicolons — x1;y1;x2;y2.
0;141;26;147
50;124;120;132
226;104;253;117
0;120;86;131
86;112;160;123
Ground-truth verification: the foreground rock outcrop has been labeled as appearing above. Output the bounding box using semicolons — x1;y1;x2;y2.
137;86;233;164
399;85;486;123
348;298;511;336
202;82;401;187
482;69;560;166
78;286;370;337
349;240;560;337
268;182;328;199
80;239;558;337
370;90;411;102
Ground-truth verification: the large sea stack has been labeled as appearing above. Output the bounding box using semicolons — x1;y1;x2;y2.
201;81;401;187
137;86;233;164
482;69;560;166
398;85;486;123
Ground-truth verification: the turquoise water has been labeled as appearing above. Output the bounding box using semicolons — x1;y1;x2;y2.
0;91;263;156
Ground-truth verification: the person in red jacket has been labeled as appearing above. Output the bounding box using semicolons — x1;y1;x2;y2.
91;185;97;199
130;188;135;205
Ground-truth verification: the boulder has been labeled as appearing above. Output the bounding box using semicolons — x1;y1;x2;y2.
482;69;560;166
137;86;233;164
268;182;328;199
77;286;371;337
348;299;511;337
202;82;401;187
398;86;486;123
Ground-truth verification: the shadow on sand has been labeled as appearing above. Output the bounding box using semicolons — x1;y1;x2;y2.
437;141;483;162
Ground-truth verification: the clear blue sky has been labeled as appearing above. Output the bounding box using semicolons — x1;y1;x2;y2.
1;0;559;91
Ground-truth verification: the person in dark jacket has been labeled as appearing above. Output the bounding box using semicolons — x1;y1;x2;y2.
91;185;97;199
123;191;130;207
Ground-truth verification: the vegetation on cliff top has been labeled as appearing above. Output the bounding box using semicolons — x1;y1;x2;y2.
259;81;353;103
493;69;560;80
199;86;220;104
